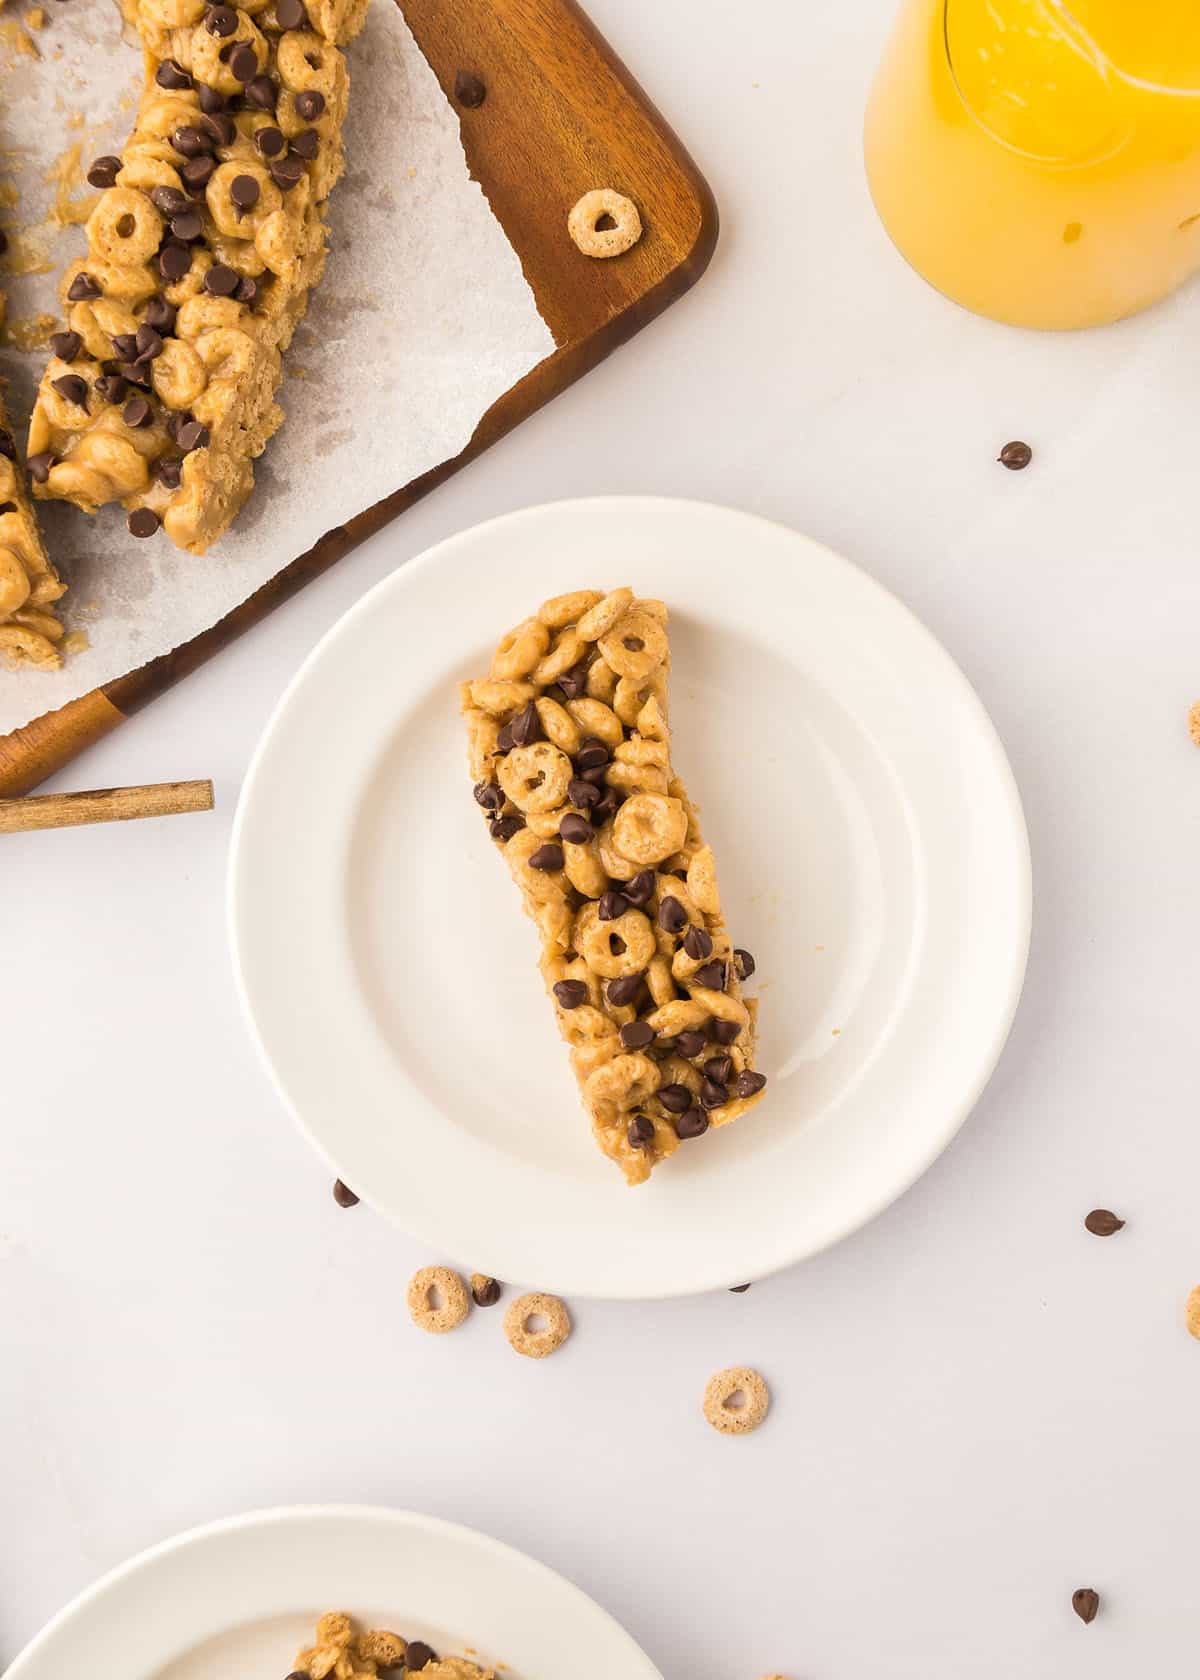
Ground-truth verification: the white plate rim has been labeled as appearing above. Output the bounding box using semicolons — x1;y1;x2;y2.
4;1503;664;1680
227;495;1032;1298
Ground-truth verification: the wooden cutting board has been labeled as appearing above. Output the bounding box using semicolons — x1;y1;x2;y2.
0;0;716;795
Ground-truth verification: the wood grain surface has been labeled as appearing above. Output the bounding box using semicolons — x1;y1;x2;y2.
0;778;214;833
0;0;717;797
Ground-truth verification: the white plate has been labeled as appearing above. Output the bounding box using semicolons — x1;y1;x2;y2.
229;497;1031;1299
5;1505;661;1680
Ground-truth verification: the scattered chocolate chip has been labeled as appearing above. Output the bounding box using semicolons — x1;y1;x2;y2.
51;374;89;408
733;1069;766;1098
182;154;217;190
155;456;183;488
1084;1209;1125;1237
176;419;210;451
473;780;504;811
158;241;192;280
230;173;261;211
657;1082;692;1114
557;662;588;699
580;763;608;786
683;925;712;961
290;127;320;159
1071;1588;1100;1624
294;87;325;120
489;814;523;842
471;1273;501;1306
122;394;152;428
171;206;203;237
627;1114;655;1149
197;82;228;113
86;154;121;189
575;736;609;771
598;890;628;921
693;960;727;991
143;295;177;334
711;1019;741;1046
404;1643;436;1671
559;812;592;845
591;788;621;823
202;110;237;147
620;1020;654;1050
270;154;306;191
119;360;152;388
127;507;160;537
699;1077;728;1110
229;42;259;81
606;974;644;1008
562;781;596;815
110;331;139;360
204;262;240;296
150;185;190;216
508;699;541;747
552;979;588;1010
658;895;687;934
674;1109;709;1140
67;271;101;301
454;68;487;107
704;1054;733;1085
172;125;213;158
95;373;127;404
245;73;278;109
623;870;655;906
529;843;563;872
276;0;307;24
729;1283;751;1293
26;452;55;483
732;948;756;980
254;123;286;157
998;439;1033;471
135;324;164;359
49;330;81;361
236;276;259;306
0;431;13;460
155;58;192;89
205;2;237;32
332;1177;359;1208
674;1029;708;1059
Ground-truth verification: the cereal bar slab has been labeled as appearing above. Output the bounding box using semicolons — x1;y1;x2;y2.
292;1611;493;1679
462;588;767;1185
0;301;67;669
26;0;366;553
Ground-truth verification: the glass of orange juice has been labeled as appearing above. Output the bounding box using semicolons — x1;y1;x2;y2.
864;0;1200;329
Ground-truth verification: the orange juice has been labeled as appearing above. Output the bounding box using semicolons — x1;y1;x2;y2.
864;0;1200;328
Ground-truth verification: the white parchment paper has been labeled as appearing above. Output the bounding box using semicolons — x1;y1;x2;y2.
0;0;555;733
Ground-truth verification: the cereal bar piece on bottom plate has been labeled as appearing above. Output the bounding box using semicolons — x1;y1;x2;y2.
0;296;67;669
461;587;768;1185
27;0;366;553
292;1610;493;1678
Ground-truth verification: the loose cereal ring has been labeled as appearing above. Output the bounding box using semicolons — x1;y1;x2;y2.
503;1291;571;1358
703;1366;771;1435
406;1266;471;1334
567;188;642;259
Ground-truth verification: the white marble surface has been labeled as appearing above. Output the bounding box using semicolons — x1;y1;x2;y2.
4;2;1200;1676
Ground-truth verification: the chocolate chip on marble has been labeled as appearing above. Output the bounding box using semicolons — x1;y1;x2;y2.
674;1029;708;1059
733;1069;766;1098
294;88;325;120
693;960;726;991
205;262;240;296
552;979;588;1010
711;1019;741;1046
158;241;193;280
673;1109;709;1140
732;948;756;980
26;452;55;483
332;1177;359;1208
683;925;712;961
230;173;261;211
605;974;644;1007
127;507;160;537
254;123;286;157
1084;1209;1125;1237
998;439;1033;471
155;58;192;89
67;271;101;301
229;42;259;82
122;394;152;428
559;812;592;845
205;2;237;33
1071;1588;1100;1625
627;1114;655;1149
729;1282;752;1293
619;1020;654;1050
245;73;279;109
598;890;628;921
290;127;320;159
49;330;81;361
86;154;121;188
658;895;687;934
51;374;89;407
471;1273;502;1307
657;1082;692;1114
528;843;564;872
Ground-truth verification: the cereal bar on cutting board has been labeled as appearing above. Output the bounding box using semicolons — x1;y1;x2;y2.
0;293;68;669
25;0;368;553
461;587;767;1185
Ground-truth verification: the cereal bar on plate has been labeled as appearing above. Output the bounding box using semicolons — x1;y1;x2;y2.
292;1610;491;1678
462;587;768;1185
26;0;366;552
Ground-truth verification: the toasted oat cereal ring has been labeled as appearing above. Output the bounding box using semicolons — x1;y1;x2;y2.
1186;1284;1200;1340
406;1266;470;1334
703;1365;770;1435
504;1291;571;1358
568;188;642;259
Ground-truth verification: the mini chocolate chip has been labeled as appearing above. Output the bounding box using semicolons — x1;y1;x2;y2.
176;420;210;451
557;663;588;699
230;173;261;211
127;507;160;537
0;431;13;459
624;870;655;906
699;1077;728;1110
144;295;177;333
674;1029;708;1060
332;1177;359;1208
704;1054;733;1085
729;1283;752;1293
205;2;237;32
674;1109;709;1140
628;1114;655;1149
598;890;628;921
508;699;541;746
658;896;687;934
172;125;213;158
235;276;259;306
1084;1209;1125;1237
529;843;563;872
205;262;240;296
606;974;644;1007
454;69;487;107
52;375;89;408
86;154;121;188
575;736;609;771
567;777;600;809
711;1019;741;1046
559;812;592;845
732;948;756;980
122;394;152;428
489;814;523;842
197;83;228;113
49;330;81;361
683;925;712;961
552;979;588;1009
135;324;164;359
67;271;101;301
294;88;325;120
155;456;183;488
733;1069;766;1098
254;124;286;157
159;241;192;280
620;1020;655;1050
156;58;192;89
26;452;55;483
182;155;217;193
471;1274;502;1307
276;0;306;23
150;185;190;216
998;439;1033;471
202;110;237;147
694;960;727;991
229;42;259;81
245;73;278;108
1071;1588;1100;1625
110;331;139;360
404;1644;436;1671
473;780;504;811
290;127;320;159
94;374;127;403
657;1082;692;1114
